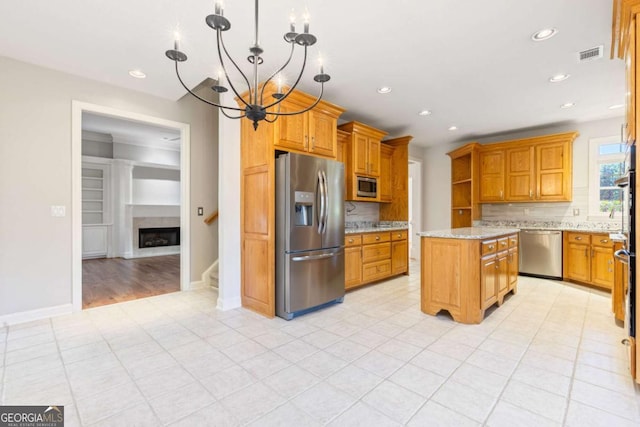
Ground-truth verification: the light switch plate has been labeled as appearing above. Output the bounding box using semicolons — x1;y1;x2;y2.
197;207;204;216
573;208;580;216
51;205;66;217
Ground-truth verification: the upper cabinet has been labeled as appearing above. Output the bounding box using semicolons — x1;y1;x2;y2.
272;90;345;159
339;121;387;178
338;121;388;201
477;132;577;203
612;0;640;145
479;149;505;202
379;144;394;203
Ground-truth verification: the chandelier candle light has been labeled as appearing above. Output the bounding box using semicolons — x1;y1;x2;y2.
165;0;331;130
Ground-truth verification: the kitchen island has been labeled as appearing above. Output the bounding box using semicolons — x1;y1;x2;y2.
418;227;520;324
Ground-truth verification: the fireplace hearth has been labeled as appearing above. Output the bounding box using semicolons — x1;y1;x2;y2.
139;227;180;248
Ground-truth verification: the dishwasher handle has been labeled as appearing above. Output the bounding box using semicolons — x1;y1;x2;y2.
521;230;562;235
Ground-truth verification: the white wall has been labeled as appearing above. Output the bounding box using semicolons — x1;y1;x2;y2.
217;91;241;310
0;56;218;318
114;142;180;167
421;117;623;231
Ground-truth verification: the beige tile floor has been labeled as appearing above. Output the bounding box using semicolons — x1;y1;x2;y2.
1;263;640;426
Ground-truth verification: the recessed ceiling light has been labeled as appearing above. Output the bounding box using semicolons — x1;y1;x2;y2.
418;110;432;116
128;69;146;79
377;86;392;94
531;28;558;41
560;102;575;109
448;126;458;131
609;104;624;110
549;74;570;83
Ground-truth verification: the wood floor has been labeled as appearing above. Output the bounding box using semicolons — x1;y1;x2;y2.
82;255;180;309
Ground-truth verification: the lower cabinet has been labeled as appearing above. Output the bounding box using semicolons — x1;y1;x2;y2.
345;230;408;290
563;232;614;290
345;246;362;289
421;232;518;324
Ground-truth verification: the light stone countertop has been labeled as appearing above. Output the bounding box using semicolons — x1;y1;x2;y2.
417;227;521;240
345;226;408;234
609;233;627;242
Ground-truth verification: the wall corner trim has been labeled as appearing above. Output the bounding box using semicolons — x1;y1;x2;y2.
216;296;241;311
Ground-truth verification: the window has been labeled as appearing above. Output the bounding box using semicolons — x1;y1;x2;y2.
588;136;627;218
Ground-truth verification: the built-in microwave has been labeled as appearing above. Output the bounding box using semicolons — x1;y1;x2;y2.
356;176;377;198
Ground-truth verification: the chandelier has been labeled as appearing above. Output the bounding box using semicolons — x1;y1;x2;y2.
165;0;330;130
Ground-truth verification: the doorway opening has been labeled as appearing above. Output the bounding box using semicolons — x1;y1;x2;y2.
72;102;191;311
409;158;423;260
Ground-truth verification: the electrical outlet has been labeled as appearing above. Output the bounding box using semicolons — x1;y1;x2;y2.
51;205;66;217
573;208;580;216
197;207;204;216
524;208;530;216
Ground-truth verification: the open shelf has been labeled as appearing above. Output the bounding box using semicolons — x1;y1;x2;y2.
447;143;480;229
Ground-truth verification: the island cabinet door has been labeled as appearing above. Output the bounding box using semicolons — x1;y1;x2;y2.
481;255;498;309
507;247;518;290
496;251;509;297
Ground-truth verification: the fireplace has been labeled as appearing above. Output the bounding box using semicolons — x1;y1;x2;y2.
139;227;180;249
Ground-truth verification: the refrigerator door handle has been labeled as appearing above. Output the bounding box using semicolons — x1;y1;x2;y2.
321;170;328;234
317;170;326;234
291;252;338;262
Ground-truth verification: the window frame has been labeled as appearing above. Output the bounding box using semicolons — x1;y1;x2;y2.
588;135;627;219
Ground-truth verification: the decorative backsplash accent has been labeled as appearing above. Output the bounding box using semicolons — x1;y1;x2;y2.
345;201;379;222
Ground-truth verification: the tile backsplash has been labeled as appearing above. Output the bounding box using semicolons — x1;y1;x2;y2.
345;201;379;223
480;187;623;230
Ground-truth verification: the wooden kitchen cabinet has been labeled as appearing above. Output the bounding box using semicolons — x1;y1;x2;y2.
481;253;499;309
338;121;387;201
379;144;394;203
447;143;480;228
505;145;535;201
344;230;408;289
563;232;614;290
273;91;343;159
536;141;573;201
421;231;519;324
475;132;577;203
507;234;519;293
345;246;362;289
391;230;409;275
336;129;350;163
480;238;510;310
379;136;413;222
479;149;505;202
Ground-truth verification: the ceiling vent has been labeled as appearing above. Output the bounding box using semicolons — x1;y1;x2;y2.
578;45;603;62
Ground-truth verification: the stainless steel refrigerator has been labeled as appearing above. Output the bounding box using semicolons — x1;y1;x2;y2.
276;152;345;320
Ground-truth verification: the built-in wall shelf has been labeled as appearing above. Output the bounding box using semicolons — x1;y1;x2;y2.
447;143;480;228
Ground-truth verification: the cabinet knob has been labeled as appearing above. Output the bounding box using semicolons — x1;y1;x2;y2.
397;233;402;238
489;245;494;250
601;239;608;243
575;236;582;240
376;236;380;240
501;241;507;246
348;239;354;243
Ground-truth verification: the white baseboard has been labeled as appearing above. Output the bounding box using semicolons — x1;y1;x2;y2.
0;303;73;327
216;296;241;311
189;280;207;290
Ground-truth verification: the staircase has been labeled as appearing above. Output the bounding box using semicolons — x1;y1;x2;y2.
202;259;219;289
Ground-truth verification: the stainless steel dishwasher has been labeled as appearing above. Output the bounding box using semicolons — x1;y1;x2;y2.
519;229;563;279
